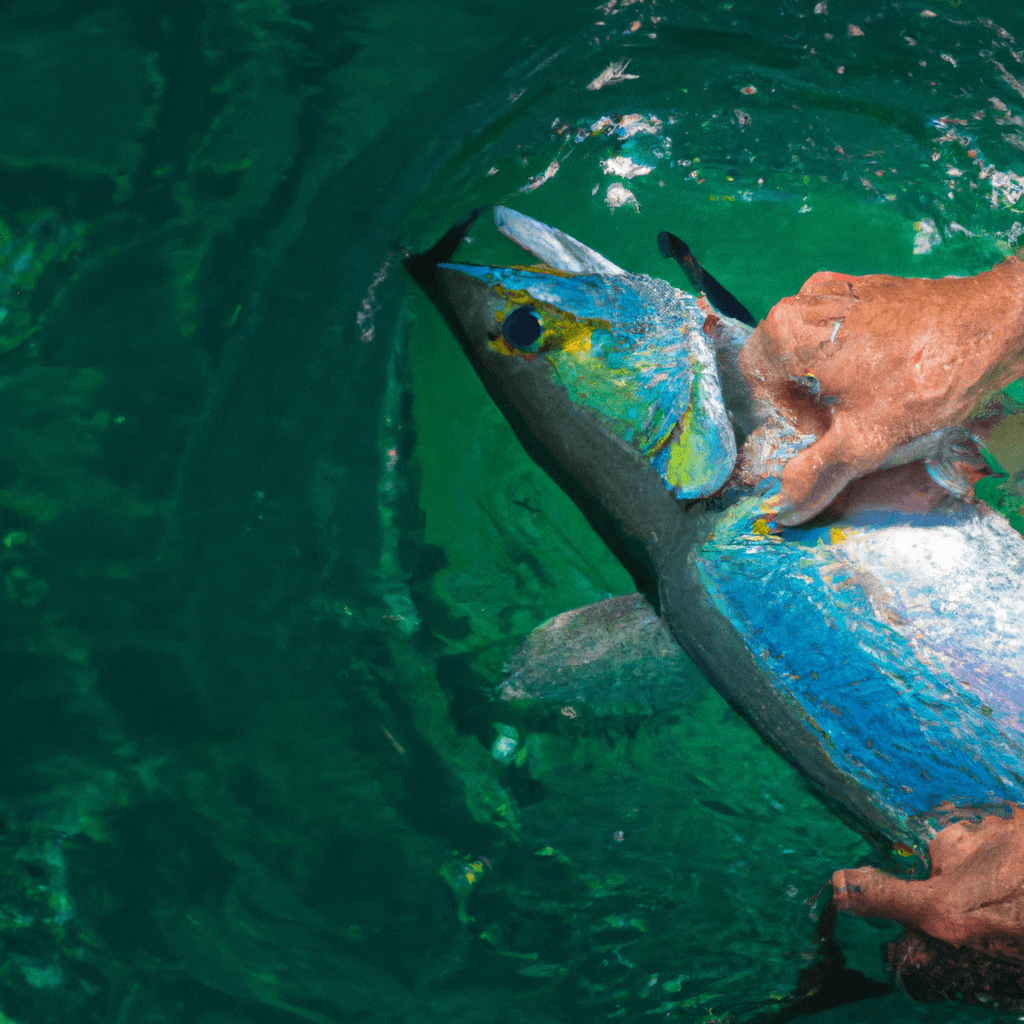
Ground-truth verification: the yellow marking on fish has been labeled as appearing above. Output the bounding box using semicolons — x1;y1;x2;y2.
489;285;608;356
892;843;915;858
507;263;577;278
751;518;771;537
662;406;700;490
489;338;515;356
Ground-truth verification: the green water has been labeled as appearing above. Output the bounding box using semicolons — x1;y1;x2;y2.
0;1;1023;1021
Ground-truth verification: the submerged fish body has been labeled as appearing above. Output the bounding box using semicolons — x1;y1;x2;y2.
405;207;1024;854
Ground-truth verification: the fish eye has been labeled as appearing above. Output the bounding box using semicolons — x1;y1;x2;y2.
501;306;543;350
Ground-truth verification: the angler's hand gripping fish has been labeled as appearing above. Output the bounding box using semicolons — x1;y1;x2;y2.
404;207;1024;992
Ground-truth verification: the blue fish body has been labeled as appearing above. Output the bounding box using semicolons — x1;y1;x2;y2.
405;207;1024;859
684;487;1024;853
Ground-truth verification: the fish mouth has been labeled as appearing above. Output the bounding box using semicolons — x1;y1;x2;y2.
401;209;504;361
402;209;480;286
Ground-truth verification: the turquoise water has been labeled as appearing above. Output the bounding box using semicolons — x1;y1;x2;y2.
1;1;1023;1021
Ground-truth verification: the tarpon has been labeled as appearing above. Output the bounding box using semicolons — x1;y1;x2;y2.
404;206;1024;868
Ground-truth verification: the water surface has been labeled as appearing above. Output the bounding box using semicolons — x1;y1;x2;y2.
1;1;1023;1021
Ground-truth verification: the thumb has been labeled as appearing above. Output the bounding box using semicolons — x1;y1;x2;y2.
832;867;932;927
775;416;887;526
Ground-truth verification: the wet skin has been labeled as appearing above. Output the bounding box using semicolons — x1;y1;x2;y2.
740;258;1024;525
834;806;1024;964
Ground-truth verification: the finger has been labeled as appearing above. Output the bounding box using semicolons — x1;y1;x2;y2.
760;292;853;348
797;270;859;298
776;455;858;527
741;303;854;407
775;417;887;525
832;867;929;926
927;808;1024;885
739;322;824;404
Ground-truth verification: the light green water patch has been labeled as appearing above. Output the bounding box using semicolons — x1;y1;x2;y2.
977;379;1024;536
513;176;944;317
408;116;1007;334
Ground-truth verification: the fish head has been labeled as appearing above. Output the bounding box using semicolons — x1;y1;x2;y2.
406;207;738;501
404;207;739;603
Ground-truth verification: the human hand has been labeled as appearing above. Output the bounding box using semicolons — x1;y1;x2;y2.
832;806;1024;963
739;259;1024;525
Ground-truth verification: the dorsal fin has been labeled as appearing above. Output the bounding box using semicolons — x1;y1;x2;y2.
657;231;756;327
495;206;626;275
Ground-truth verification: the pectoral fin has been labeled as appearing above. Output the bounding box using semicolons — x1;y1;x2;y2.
501;593;701;716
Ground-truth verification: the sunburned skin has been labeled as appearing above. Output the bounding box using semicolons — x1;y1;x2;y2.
740;258;1024;525
834;806;1024;965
